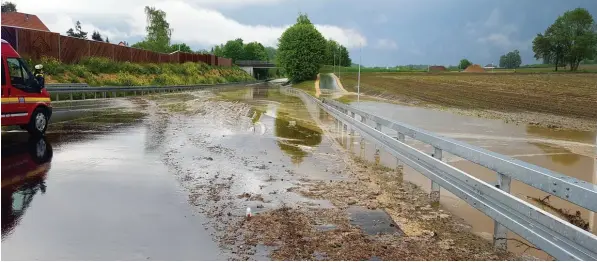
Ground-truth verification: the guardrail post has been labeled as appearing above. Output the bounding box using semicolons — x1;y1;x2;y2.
56;94;59;101
103;92;106;98
493;172;511;251
396;133;405;174
350;112;356;135
70;93;73;100
134;91;137;96
374;122;382;165
112;92;116;98
94;92;97;99
82;93;85;100
430;147;442;206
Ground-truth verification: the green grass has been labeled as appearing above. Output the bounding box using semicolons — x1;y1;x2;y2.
292;80;316;96
34;56;254;87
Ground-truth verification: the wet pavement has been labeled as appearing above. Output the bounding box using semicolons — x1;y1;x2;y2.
1;125;224;260
4;83;591;260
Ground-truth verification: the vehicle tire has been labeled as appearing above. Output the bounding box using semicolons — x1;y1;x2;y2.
28;136;53;164
27;108;48;136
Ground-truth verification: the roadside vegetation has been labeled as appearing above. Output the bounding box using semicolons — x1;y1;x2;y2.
32;56;253;86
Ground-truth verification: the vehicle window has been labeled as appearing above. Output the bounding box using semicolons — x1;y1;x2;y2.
6;58;31;86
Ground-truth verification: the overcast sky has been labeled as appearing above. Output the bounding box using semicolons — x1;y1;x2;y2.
11;0;597;66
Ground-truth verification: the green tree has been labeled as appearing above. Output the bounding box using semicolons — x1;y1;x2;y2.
324;39;339;65
213;44;225;56
105;37;110;43
458;59;472;70
222;38;245;62
277;13;327;82
91;31;104;42
1;1;16;12
243;42;268;60
265;46;277;61
132;6;172;52
533;8;597;71
339;45;351;66
499;50;522;69
66;21;88;39
169;43;193;53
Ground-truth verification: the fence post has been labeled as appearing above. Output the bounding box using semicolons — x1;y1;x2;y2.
493;173;511;251
430;147;442;205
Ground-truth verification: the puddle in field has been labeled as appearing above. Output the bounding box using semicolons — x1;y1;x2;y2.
338;100;596;259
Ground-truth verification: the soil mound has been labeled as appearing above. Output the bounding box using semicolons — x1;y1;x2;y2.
464;64;485;73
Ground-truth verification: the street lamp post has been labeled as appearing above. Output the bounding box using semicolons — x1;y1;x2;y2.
357;42;361;105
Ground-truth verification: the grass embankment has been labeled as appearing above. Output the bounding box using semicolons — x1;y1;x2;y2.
340;72;597;126
292;80;316;96
33;56;254;86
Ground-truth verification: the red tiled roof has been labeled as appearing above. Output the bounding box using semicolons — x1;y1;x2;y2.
1;12;50;32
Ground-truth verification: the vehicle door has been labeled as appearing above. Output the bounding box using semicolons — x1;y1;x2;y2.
4;57;41;124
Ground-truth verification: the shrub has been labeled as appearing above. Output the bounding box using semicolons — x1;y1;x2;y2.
80;57;119;74
40;56;66;75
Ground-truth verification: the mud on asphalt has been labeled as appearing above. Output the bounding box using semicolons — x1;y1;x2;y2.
141;87;524;260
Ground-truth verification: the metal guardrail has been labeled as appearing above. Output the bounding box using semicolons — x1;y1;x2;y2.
282;86;597;260
45;81;261;100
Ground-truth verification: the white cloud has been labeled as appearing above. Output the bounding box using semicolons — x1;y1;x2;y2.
374;39;397;50
14;0;367;49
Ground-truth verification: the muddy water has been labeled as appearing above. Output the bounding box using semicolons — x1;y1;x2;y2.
342;100;596;258
1;114;224;260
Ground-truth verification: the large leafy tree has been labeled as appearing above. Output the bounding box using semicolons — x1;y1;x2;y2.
66;21;88;39
458;59;472;70
1;1;16;12
265;46;277;61
243;42;268;61
499;50;522;69
277;13;327;82
223;38;245;62
132;6;173;53
169;43;193;53
324;39;339;65
338;45;351;66
533;8;597;71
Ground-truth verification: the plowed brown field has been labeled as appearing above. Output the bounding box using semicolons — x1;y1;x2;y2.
341;72;597;122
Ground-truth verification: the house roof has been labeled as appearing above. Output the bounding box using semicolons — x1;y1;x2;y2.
1;12;50;32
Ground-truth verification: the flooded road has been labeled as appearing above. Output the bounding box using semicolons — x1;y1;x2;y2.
1;124;224;260
346;100;596;258
3;84;586;260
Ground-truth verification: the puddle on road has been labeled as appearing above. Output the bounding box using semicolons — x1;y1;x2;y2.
1;106;223;260
346;206;403;236
337;100;596;259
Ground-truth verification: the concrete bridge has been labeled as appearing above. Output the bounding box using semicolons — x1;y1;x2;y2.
235;60;278;78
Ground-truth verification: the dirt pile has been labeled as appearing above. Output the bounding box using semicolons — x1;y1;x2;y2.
464;64;486;72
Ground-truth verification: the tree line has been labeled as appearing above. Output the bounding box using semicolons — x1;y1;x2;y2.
532;8;597;71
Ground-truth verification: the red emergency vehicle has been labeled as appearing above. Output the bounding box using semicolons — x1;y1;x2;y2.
1;39;52;136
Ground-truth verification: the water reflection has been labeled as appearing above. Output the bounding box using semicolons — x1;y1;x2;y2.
530;142;581;166
1;136;53;239
526;125;596;144
274;112;323;164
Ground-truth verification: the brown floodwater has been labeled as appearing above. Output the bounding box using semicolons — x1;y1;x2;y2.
334;100;596;259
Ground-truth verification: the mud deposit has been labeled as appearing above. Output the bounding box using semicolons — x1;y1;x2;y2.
151;86;520;260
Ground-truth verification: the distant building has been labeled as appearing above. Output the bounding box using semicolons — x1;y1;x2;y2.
118;41;128;46
1;12;50;32
484;63;496;69
428;65;447;72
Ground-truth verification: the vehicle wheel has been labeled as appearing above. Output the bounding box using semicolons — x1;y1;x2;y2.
28;136;53;164
27;108;48;136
